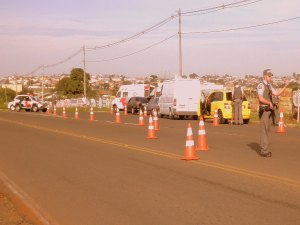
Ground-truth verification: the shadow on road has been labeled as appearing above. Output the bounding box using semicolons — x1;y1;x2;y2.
247;142;261;156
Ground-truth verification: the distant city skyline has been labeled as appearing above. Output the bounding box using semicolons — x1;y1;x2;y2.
1;0;300;78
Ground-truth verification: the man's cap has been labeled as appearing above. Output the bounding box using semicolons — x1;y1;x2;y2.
263;69;273;77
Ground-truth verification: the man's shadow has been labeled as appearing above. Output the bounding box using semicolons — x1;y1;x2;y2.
247;142;261;156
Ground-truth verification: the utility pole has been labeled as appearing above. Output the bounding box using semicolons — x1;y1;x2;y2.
83;45;86;97
42;64;44;101
15;72;17;94
178;8;183;77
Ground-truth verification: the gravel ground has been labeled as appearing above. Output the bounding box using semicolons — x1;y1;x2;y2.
0;192;35;225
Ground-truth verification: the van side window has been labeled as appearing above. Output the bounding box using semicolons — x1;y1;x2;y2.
123;92;128;98
213;92;223;101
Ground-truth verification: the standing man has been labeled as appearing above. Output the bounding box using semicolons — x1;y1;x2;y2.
257;69;289;157
51;92;57;109
272;87;281;126
232;81;244;125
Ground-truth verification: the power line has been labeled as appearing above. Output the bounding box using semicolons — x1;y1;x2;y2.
44;49;82;68
86;15;176;51
180;0;260;15
87;33;178;63
182;0;262;17
182;16;300;35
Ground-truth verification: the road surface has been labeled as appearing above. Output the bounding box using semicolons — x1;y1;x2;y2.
0;110;299;225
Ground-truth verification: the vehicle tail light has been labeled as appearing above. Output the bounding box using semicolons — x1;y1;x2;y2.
173;98;176;106
248;104;251;109
224;103;230;109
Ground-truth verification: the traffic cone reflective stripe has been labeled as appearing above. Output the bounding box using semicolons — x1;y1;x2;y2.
144;106;148;117
110;105;114;114
139;108;145;126
62;107;67;118
74;108;79;119
53;105;58;116
46;105;50;114
115;108;122;123
195;117;209;151
153;109;160;130
89;107;95;121
276;111;286;133
146;115;157;139
124;104;128;115
181;123;200;161
212;108;220;126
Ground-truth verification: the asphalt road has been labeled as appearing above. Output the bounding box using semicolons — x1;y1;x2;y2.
0;110;300;225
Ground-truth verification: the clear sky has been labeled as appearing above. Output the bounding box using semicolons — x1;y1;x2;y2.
1;0;300;78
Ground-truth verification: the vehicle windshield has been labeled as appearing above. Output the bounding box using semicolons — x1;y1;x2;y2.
136;97;148;102
31;96;41;101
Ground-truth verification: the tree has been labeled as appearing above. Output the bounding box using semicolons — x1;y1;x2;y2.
55;68;92;98
0;87;16;103
189;73;199;79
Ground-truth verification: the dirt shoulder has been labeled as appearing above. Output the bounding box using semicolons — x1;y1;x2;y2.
0;180;43;225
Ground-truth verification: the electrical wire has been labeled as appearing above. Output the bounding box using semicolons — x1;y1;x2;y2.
44;49;82;68
86;15;176;51
182;0;262;17
180;0;259;15
87;33;178;63
182;16;300;34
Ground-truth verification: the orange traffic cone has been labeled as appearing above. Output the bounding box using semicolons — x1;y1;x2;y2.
181;123;200;161
46;105;50;114
115;108;122;123
144;106;148;117
62;107;67;118
276;111;286;133
89;107;95;121
74;108;79;119
138;108;145;126
110;105;114;114
124;104;128;115
153;109;160;130
195;116;209;151
53;105;58;116
146;115;157;139
212;108;220;126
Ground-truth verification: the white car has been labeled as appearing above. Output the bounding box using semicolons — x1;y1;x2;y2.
8;94;48;112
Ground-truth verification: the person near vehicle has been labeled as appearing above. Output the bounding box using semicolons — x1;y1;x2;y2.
271;87;281;126
232;81;244;125
51;92;57;109
82;95;87;111
257;69;289;157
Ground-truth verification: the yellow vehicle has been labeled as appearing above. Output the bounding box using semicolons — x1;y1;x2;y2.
197;90;251;124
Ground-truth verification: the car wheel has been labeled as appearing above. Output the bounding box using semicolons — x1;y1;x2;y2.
243;119;250;124
157;108;163;118
218;109;225;124
32;105;39;112
131;107;136;114
15;104;21;112
10;105;15;111
113;105;117;113
169;110;174;120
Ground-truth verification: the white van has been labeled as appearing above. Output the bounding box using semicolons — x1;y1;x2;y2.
158;78;201;120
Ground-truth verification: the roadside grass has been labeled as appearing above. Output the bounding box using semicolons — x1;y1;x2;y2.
0;103;110;112
250;111;300;126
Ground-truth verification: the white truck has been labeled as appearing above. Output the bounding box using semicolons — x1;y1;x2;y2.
158;78;202;120
111;84;152;112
